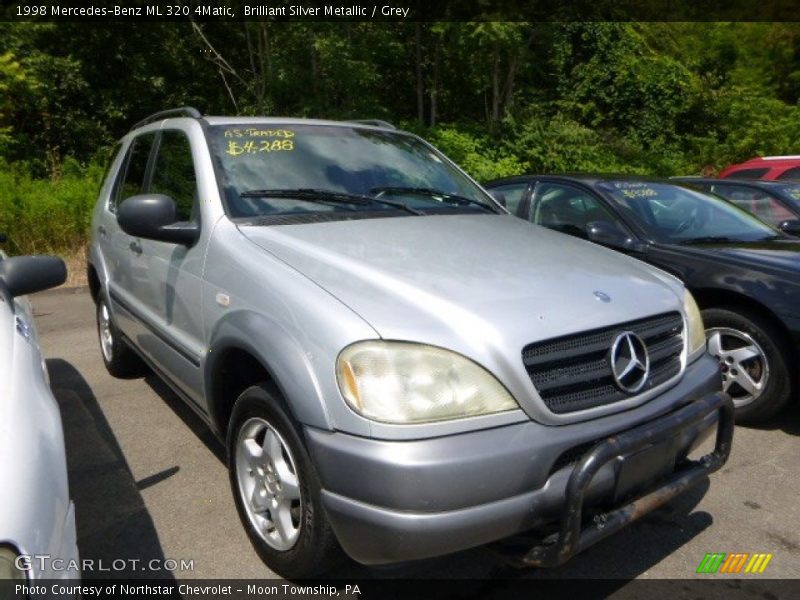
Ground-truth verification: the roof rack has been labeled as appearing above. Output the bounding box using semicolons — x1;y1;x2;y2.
131;106;202;130
347;119;396;130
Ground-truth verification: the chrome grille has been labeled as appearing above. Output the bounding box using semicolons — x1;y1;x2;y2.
523;312;684;414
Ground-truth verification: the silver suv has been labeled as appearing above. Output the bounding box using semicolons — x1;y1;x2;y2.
88;108;733;577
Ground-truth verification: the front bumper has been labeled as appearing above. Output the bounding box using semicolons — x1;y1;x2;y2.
512;391;733;567
307;354;728;565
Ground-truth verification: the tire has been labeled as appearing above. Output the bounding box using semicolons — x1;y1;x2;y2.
702;307;793;425
96;293;147;378
227;384;342;578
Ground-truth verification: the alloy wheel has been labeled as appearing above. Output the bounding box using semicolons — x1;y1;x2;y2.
706;327;769;408
235;417;303;551
98;301;114;362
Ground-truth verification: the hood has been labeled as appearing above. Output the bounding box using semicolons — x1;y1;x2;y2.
239;214;686;355
676;238;800;273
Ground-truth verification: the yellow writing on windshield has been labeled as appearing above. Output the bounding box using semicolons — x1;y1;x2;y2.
224;128;294;139
226;139;295;156
621;188;658;199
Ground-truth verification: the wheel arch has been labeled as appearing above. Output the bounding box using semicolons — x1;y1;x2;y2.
691;287;797;367
87;261;101;304
205;310;333;441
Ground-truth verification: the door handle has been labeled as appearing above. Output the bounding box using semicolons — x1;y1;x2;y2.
97;225;107;237
129;240;143;255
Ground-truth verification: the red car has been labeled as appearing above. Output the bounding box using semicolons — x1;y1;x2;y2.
719;156;800;180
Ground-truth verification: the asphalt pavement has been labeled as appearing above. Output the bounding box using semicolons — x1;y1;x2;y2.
32;287;800;582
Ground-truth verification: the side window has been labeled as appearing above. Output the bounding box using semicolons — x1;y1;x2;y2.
149;130;198;222
710;184;794;226
530;183;619;237
777;167;800;181
99;142;122;199
684;181;712;193
113;133;157;211
723;168;769;179
487;182;529;216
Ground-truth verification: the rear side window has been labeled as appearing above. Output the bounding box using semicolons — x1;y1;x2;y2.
113;133;157;211
682;181;712;193
98;142;122;198
487;182;529;216
777;167;800;180
723;168;769;179
149;130;198;222
530;182;619;237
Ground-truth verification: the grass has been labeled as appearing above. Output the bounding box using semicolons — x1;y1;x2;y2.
0;159;102;287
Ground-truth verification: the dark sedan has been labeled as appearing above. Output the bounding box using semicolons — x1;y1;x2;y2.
673;177;800;234
485;174;800;424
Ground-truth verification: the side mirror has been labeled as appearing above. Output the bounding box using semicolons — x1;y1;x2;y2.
0;255;67;297
117;194;198;246
585;220;632;249
488;190;507;207
778;219;800;236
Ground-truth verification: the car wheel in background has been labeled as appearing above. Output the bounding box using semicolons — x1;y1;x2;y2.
96;294;147;378
703;307;792;424
228;383;342;578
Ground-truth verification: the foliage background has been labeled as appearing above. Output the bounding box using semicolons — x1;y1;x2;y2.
1;21;800;261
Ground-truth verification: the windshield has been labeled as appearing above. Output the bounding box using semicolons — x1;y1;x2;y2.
208;124;495;218
599;181;778;243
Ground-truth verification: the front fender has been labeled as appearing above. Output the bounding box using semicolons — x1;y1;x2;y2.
205;309;334;434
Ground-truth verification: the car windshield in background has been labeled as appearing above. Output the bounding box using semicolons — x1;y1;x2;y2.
599;181;779;244
776;183;800;211
208;124;495;218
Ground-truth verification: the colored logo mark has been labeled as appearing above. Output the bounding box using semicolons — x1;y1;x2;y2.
696;552;773;574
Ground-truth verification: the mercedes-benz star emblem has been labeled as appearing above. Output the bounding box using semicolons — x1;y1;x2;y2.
610;331;650;393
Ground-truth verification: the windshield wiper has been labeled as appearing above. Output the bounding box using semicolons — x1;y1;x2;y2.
370;186;498;213
240;188;423;215
678;236;739;245
241;188;371;203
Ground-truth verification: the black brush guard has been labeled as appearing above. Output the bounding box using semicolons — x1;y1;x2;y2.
506;392;734;568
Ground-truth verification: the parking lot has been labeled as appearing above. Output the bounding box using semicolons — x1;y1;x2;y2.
33;287;800;581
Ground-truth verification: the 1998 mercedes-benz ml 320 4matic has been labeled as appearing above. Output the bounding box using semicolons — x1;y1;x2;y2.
87;108;733;577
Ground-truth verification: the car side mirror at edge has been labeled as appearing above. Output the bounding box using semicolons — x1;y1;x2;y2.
585;220;635;250
0;255;67;298
117;194;199;246
778;219;800;236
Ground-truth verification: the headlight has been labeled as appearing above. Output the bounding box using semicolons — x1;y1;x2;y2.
337;341;519;424
683;290;706;358
0;547;26;581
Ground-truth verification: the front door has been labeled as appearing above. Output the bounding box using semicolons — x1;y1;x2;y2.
102;132;158;344
129;129;207;404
